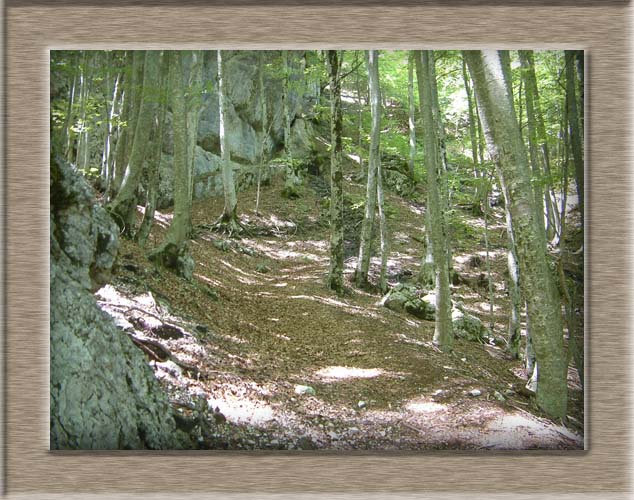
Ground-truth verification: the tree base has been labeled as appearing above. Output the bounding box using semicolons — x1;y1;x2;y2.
212;213;247;238
148;242;194;280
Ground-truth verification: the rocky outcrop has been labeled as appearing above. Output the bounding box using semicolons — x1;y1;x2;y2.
158;51;318;208
381;283;436;321
50;157;179;449
381;283;490;342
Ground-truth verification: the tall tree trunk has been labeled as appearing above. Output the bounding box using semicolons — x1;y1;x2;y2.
63;51;79;162
465;50;567;418
518;50;548;237
367;51;388;293
102;67;121;199
355;51;365;176
217;50;240;230
565;50;584;225
137;52;168;247
185;50;204;237
417;50;453;352
500;180;522;359
326;50;345;295
148;51;193;278
255;51;268;215
282;50;301;197
407;52;416;180
75;50;90;172
355;51;380;288
462;57;483;215
108;50;159;236
519;50;559;239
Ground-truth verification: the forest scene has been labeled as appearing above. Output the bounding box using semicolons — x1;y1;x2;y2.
50;49;584;450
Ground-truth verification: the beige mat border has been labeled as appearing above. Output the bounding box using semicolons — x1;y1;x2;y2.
4;2;631;498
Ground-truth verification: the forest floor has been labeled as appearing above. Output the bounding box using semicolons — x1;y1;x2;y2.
97;166;584;450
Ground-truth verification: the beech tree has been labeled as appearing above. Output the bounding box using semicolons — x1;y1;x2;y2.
354;50;381;288
147;51;194;277
108;50;160;236
465;50;567;418
416;50;453;352
326;50;344;294
216;49;241;233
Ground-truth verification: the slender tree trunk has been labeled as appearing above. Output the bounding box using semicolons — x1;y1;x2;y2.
499;178;522;359
75;51;90;171
108;51;159;236
355;51;365;176
255;51;268;215
417;50;453;352
518;50;547;237
148;51;193;277
462;57;483;215
326;50;345;295
565;50;584;225
355;51;380;288
63;52;79;162
112;51;135;196
519;50;559;239
407;52;416;179
217;50;239;229
282;50;301;197
367;51;388;293
185;50;204;237
465;50;567;418
102;69;121;199
137;52;168;247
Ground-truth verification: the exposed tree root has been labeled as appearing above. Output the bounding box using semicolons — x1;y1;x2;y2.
211;214;250;238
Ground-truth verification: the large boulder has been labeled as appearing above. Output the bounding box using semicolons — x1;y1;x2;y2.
50;157;179;449
381;283;436;321
381;283;490;343
421;292;491;342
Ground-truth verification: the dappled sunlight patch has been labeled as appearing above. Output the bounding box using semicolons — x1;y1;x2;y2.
206;393;276;426
219;259;262;278
236;275;260;285
395;332;430;348
286;239;328;252
315;366;386;382
405;400;447;414
194;273;224;288
218;334;247;344
346;152;361;164
240;239;327;263
152;209;173;228
288;294;381;319
475;301;501;313
479;411;583;449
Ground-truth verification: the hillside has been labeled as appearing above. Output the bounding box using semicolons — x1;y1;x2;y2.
96;163;583;450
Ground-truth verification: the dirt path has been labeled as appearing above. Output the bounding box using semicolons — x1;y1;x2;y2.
101;177;583;450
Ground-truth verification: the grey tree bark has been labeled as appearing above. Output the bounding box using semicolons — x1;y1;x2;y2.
108;50;159;236
185;50;204;237
465;50;567;418
326;50;345;295
417;50;453;352
354;50;380;288
217;50;240;232
407;52;416;180
565;50;584;225
147;52;194;279
136;52;168;247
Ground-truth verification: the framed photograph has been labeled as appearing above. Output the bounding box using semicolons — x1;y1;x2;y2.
3;0;631;498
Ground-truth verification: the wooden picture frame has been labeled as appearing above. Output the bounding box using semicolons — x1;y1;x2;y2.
3;1;630;498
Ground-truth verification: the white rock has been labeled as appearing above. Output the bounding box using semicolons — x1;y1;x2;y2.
294;384;316;396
